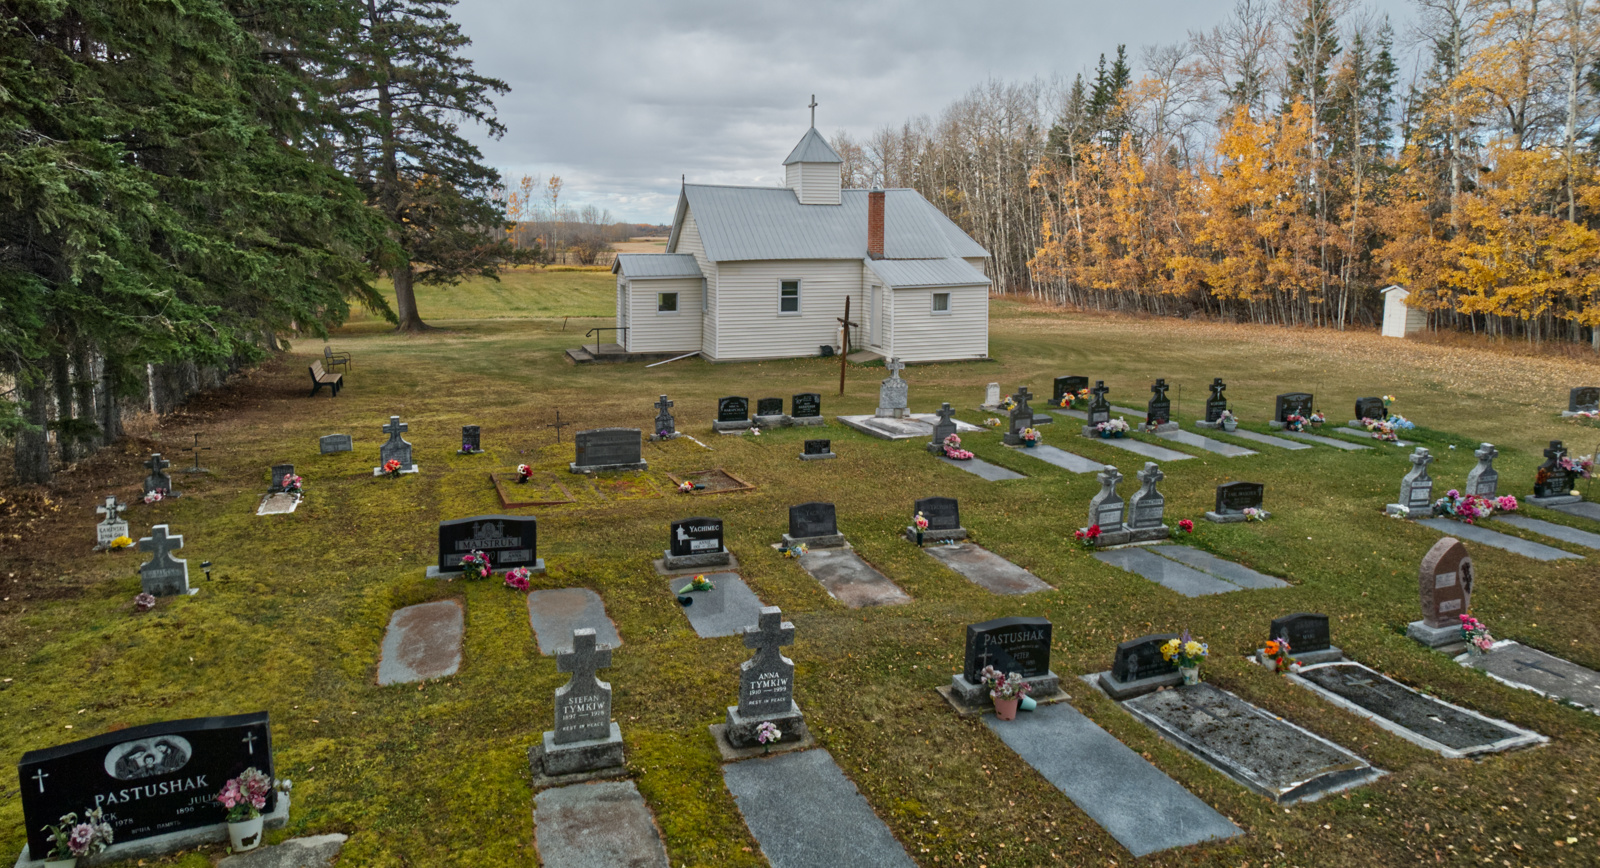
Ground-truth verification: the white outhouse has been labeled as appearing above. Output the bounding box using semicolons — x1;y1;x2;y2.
1380;286;1424;338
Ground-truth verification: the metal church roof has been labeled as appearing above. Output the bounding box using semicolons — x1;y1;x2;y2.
782;127;844;164
864;257;990;288
612;253;703;279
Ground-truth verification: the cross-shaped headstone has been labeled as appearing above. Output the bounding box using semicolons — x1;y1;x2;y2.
382;416;408;440
1476;443;1499;464
139;525;183;562
97;496;125;524
1098;465;1123;493
1545;440;1566;464
743;607;795;670
884;357;905;379
146;453;170;476
1151;379;1170;402
1137;462;1165;492
1012;386;1033;410
143;452;176;494
1209;378;1226;401
935;403;956;427
1410;447;1434;473
185;433;210;472
557;627;613;692
551;410;571;444
654;395;674;416
1090;381;1109;406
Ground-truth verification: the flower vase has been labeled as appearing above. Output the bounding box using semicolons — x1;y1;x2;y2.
1018;694;1037;712
1024;440;1037;449
1180;666;1199;685
1222;420;1238;432
1261;656;1277;672
915;530;924;547
228;816;265;852
991;694;1019;721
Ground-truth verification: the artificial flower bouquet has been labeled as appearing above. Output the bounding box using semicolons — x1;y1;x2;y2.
42;809;113;862
1094;418;1130;438
1073;524;1102;548
515;464;533;484
1432;490;1517;524
779;542;808;558
281;473;303;497
678;573;715;594
677;480;704;493
460;549;492;580
382;459;402;478
1459;614;1494;654
217;768;290;822
942;434;973;460
980;664;1032;700
504;566;532;591
1020;427;1041;445
1161;630;1209;669
1262;636;1296;673
143;489;165;504
1284;414;1308;432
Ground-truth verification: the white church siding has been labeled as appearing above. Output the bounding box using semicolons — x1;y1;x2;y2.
626;277;701;352
793;163;842;205
712;259;860;360
890;284;989;362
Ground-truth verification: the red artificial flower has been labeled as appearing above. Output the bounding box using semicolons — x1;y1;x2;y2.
1178;519;1194;533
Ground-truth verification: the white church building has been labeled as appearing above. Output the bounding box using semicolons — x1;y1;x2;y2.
611;125;992;363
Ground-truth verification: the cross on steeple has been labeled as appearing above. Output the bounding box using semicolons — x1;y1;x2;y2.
1151;379;1170;401
97;496;125;524
743;606;795;670
139;524;184;563
557;628;613;692
808;94;818;127
883;357;905;379
146;453;170;476
382;416;408;440
654;395;674;416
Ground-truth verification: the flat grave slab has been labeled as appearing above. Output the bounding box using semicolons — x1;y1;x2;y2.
1156;429;1258;457
939;455;1026;481
1278;430;1372;450
1223;428;1312;450
1461;641;1600;715
1416;518;1581;561
528;588;622;655
1331;426;1411;447
1052;408;1088;420
1148;545;1288;590
1089;437;1195;462
1095;547;1259;596
1121;683;1381;803
255;493;301;516
1291;661;1546;758
218;834;347;868
1551;501;1600;522
377;600;463;686
1011;443;1105;473
985;702;1241;857
533;781;670;868
665;572;766;638
1494;515;1600;550
1109;404;1146;417
921;542;1052;594
722;748;915;868
835;413;981;441
669;467;756;495
795;547;910;608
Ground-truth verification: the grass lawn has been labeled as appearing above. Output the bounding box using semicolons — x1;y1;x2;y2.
4;273;1600;866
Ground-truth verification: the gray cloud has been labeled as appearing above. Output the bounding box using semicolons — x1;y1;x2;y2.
452;0;1415;224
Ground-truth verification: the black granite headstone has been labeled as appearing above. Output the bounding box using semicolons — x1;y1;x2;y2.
1535;440;1573;497
756;397;784;417
1269;613;1331;654
460;425;482;453
18;712;274;858
1111;633;1181;682
670;517;724;557
718;397;749;423
437;515;538;572
791;393;821;418
1570;387;1600;412
572;428;642;468
267;464;295;493
788;502;837;538
1053;375;1089;404
1204;378;1228;422
1215;481;1265;514
803;439;832;456
914;496;960;531
1087;381;1111;426
963;617;1052;682
1147;379;1171;425
1354;397;1385;421
1274;392;1314;422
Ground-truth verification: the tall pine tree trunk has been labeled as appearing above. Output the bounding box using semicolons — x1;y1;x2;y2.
14;373;52;485
74;344;100;451
51;353;76;463
100;358;123;444
392;259;431;332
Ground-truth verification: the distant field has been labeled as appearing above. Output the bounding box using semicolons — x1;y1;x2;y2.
613;236;669;254
350;266;615;326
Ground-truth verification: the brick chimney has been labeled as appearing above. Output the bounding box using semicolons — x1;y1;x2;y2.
867;188;885;260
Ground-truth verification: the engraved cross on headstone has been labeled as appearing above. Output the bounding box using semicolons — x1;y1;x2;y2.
97;496;125;525
242;731;259;754
1476;443;1499;465
743;607;795;670
1090;381;1109;406
1513;657;1565;679
1097;465;1123;495
557;628;613;692
1137;462;1165;493
884;357;905;380
32;769;47;793
1151;379;1170;402
1208;378;1225;401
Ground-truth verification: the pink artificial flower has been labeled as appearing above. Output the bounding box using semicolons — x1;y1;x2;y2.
68;824;95;855
1497;495;1518;511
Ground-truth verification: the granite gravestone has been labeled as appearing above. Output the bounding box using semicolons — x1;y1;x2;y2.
570;428;647;473
1054;375;1089;405
1126;463;1167;531
539;628;625;776
875;358;909;419
267;464;296;494
1532;440;1576;501
755;397;785;423
1143;379;1175;431
1466;443;1500;497
653;395;677;438
790;392;823;426
138;525;194;596
1409;537;1474;647
724;607;808;747
1274;392;1314;423
1569;386;1600;413
1268;613;1342;664
664;517;730;569
963;617;1052;681
1003;386;1035;446
1388;447;1434;516
984;383;1001;409
377;416;414;472
1084;466;1127;537
1207;481;1265;523
715;397;751;431
800;438;837;461
1099;633;1183;699
459;425;482;454
95;496;129;550
1201;378;1228;424
318;433;353;454
18;712;277;861
927;403;958;455
1354;397;1386;421
143;453;175;497
910;496;966;541
432;515;543;576
785;502;843;547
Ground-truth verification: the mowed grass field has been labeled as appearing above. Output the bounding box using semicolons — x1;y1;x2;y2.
4;272;1600;866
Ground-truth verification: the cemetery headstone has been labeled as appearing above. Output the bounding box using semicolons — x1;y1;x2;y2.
754;397;787;427
1082;380;1112;433
1124;462;1170;539
908;496;966;541
267;463;296;494
1530;439;1579;503
459;425;483;454
428;515;543;577
653;395;677;438
1053;375;1089;405
95;496;129;550
723;607;808;747
1465;443;1500;497
1266;613;1342;664
143;453;177;497
790;392;823;426
927;402;958;455
1386;447;1434;516
1408;537;1474;648
664;517;731;569
18;712;280;863
875;357;909;419
1081;465;1127;544
800;438;837;461
1141;379;1177;432
784;502;844;548
984;382;1001;409
570;428;648;473
1568;386;1600;413
714;396;751;432
1272;392;1314;426
1099;633;1183;699
948;616;1059;704
1206;481;1267;523
138;525;195;596
376;416;415;474
1003;386;1035;445
1197;377;1229;426
318;433;352;454
538;628;625;776
1354;396;1386;422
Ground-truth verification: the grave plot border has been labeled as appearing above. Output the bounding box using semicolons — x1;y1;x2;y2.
667;468;757;496
491;472;579;508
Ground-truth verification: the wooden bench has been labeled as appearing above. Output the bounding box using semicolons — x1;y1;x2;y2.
309;359;343;397
323;345;352;373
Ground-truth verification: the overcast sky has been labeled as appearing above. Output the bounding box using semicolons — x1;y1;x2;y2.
452;0;1418;225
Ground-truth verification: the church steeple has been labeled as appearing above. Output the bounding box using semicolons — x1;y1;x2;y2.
783;97;843;205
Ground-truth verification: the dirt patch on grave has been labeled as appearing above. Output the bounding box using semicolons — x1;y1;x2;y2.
666;468;756;496
491;472;578;508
